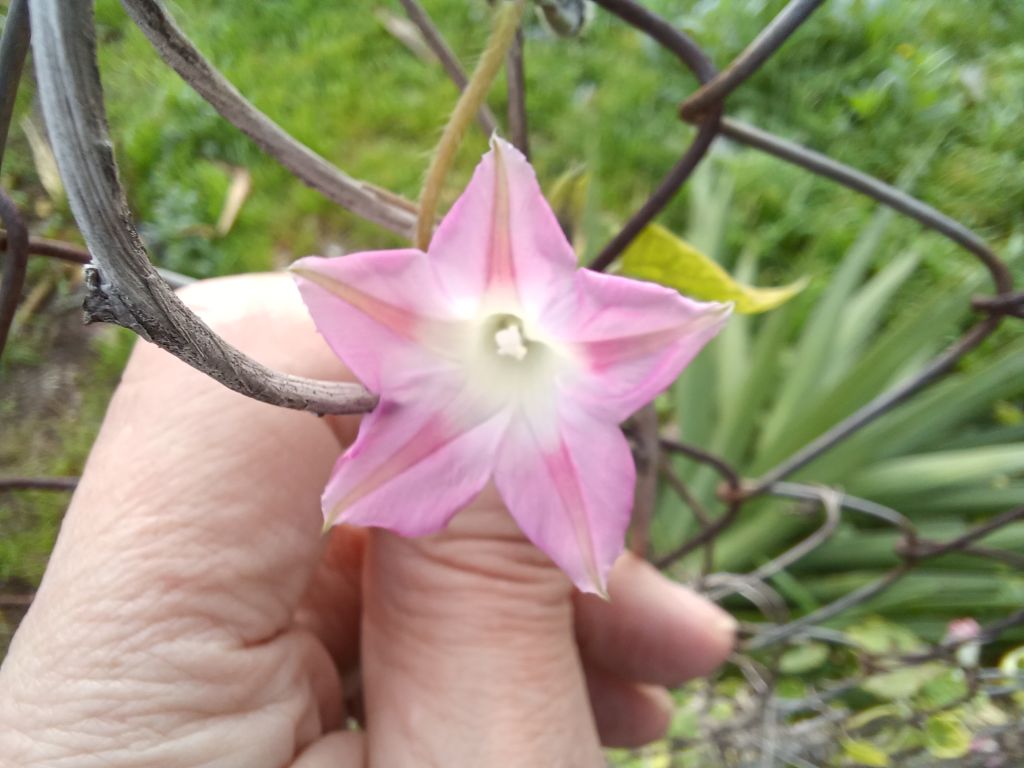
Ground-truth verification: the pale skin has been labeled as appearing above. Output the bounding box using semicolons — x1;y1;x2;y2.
0;274;736;767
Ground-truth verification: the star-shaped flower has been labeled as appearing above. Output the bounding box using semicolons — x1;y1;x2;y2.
293;138;730;594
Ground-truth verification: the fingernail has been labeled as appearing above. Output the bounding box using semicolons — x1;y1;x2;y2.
713;608;738;643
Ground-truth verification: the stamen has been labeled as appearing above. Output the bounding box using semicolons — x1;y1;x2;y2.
495;322;528;361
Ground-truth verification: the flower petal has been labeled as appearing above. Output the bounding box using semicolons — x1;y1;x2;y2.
494;402;634;595
428;137;576;313
324;397;511;534
554;269;731;423
292;250;458;394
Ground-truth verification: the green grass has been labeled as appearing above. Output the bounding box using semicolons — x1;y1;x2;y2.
71;0;1024;285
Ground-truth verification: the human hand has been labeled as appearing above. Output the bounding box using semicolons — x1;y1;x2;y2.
0;273;736;767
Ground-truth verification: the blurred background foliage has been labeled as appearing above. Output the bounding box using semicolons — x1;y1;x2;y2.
1;0;1023;763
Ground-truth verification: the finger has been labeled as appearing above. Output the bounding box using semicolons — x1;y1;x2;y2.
361;495;605;766
575;553;736;686
30;273;352;646
293;524;366;672
585;664;673;748
298;629;346;738
291;731;364;768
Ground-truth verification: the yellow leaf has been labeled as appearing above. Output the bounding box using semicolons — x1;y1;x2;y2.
924;714;971;760
841;738;890;767
620;224;808;314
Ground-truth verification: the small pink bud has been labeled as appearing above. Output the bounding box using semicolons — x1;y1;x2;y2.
944;618;982;668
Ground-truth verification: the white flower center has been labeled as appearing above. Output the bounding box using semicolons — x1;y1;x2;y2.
495;322;528;361
458;309;575;420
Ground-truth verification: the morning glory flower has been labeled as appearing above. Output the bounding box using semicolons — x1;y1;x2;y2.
292;137;730;595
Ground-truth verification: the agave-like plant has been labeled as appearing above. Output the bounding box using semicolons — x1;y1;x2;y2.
641;157;1024;637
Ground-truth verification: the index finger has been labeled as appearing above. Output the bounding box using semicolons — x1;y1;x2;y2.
27;272;350;647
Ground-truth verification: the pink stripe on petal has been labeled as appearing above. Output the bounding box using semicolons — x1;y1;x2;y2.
555;270;731;422
541;436;603;593
293;265;423;340
324;399;510;537
486;139;517;292
580;324;709;370
495;405;634;595
328;411;451;520
428;137;577;313
292;250;459;393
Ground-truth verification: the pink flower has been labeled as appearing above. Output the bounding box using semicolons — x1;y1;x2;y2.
293;138;730;594
945;617;982;667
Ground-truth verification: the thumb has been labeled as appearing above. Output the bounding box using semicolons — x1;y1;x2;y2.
360;490;604;767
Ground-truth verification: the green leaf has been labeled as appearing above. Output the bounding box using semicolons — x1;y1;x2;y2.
924;713;971;759
841;738;890;767
832;249;921;381
918;669;969;710
808;335;1024;481
620;224;808;314
755;204;894;465
1000;645;1024;675
863;663;947;701
847;617;927;655
847;443;1024;500
778;641;831;674
759;271;979;470
846;704;905;731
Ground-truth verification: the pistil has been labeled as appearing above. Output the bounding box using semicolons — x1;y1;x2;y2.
495;322;528;361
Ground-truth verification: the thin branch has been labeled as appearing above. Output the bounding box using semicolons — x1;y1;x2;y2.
708;484;842;601
653;436;744;569
628;404;659;558
120;0;417;239
1;231;89;264
660;460;713;526
902;505;1024;563
506;25;529;157
752;317;1001;490
0;230;194;289
0;592;33;607
678;0;826;120
659;436;741;490
0;191;27;359
973;289;1024;318
660;461;716;576
654;501;742;569
31;0;376;414
396;0;499;136
767;481;915;534
587;0;721;272
703;573;790;624
901;608;1024;664
0;476;78;491
703;116;1015;294
745;567;909;650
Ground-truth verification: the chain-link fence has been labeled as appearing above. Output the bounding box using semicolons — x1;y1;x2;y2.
1;1;1022;765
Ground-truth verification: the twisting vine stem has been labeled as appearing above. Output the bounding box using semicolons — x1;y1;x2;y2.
416;0;525;251
29;0;376;414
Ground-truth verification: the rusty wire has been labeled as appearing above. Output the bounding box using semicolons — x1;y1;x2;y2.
1;0;1022;763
